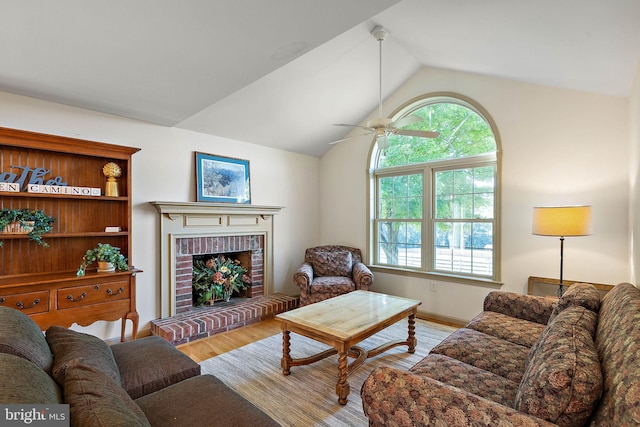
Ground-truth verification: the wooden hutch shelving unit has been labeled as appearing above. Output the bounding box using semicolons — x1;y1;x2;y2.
0;127;141;341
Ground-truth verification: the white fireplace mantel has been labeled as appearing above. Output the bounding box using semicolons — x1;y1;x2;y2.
152;201;283;218
150;201;283;317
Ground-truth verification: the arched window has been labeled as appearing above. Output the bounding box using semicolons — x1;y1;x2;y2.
369;93;501;281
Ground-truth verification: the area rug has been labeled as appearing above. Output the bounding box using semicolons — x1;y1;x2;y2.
199;319;456;426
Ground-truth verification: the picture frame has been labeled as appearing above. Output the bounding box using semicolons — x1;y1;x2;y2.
195;152;251;203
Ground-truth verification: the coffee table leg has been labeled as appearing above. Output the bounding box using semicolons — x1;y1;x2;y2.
336;350;350;405
407;313;417;354
281;329;292;375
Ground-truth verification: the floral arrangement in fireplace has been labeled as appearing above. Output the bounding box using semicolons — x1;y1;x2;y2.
192;254;252;305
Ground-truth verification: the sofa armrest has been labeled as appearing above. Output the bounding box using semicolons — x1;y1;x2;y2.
361;366;556;427
293;262;313;290
352;262;374;290
483;291;555;325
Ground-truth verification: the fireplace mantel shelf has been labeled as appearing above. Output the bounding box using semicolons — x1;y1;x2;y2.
151;201;283;217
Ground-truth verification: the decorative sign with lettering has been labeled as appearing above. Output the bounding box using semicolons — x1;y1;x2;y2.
28;185;101;196
0;182;19;192
0;165;101;196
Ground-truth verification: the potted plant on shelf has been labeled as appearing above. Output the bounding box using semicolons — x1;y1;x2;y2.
76;243;129;276
0;208;56;247
192;254;252;306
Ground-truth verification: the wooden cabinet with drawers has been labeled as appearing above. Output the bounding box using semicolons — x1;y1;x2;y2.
0;289;49;315
0;127;140;340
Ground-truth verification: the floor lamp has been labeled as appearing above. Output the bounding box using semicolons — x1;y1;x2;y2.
532;205;593;297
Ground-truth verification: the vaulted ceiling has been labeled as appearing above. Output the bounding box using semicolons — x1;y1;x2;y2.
1;0;639;156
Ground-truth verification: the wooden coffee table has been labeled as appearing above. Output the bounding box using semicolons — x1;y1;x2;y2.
275;290;422;404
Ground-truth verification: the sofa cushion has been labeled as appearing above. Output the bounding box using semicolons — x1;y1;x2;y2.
525;300;597;371
63;359;150;427
590;282;640;425
548;282;601;322
410;353;520;407
309;276;355;294
515;306;602;427
46;326;121;386
111;335;201;399
0;306;53;373
311;250;352;277
0;353;62;403
135;374;280;427
429;328;530;383
466;311;545;348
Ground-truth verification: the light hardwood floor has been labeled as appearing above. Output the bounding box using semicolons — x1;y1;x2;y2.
177;318;281;363
176;315;461;363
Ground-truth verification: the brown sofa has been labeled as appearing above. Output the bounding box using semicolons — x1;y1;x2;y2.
0;306;278;426
361;282;640;426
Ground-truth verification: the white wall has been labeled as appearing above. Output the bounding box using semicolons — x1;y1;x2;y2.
320;67;631;324
630;62;640;284
0;91;320;340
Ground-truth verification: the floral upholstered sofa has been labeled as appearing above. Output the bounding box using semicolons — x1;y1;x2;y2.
361;282;640;426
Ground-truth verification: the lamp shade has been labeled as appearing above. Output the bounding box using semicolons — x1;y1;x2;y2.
532;205;593;237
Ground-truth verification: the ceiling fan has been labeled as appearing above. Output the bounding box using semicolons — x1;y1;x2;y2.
330;26;440;149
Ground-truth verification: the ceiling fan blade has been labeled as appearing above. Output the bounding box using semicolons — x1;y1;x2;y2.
328;133;374;145
389;114;422;129
395;129;440;138
333;123;373;131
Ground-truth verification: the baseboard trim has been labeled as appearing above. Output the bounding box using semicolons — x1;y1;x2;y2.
105;328;151;345
416;310;465;328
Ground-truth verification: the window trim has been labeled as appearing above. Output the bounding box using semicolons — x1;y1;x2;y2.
366;92;503;285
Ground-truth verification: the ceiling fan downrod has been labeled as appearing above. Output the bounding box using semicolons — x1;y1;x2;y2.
372;26;388;119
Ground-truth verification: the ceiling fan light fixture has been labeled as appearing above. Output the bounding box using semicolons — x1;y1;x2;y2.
377;134;389;150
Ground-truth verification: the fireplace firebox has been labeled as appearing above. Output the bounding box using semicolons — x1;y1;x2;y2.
175;237;264;314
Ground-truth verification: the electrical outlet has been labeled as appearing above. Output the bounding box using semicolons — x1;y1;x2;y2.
430;283;437;292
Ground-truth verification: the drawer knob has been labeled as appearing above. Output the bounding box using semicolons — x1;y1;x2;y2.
106;287;124;296
0;297;5;304
67;292;87;302
16;299;40;309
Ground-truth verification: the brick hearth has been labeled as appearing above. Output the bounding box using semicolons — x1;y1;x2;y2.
151;293;298;345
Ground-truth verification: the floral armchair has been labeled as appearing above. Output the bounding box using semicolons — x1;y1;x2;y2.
293;245;374;306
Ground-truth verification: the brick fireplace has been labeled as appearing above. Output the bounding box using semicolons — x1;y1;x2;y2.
150;202;297;344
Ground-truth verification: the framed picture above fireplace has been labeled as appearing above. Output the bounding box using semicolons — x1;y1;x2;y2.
195;152;251;203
